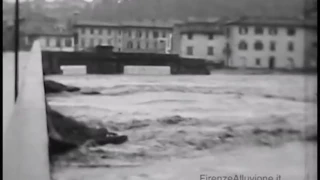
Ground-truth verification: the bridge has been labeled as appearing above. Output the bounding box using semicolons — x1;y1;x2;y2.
2;40;317;180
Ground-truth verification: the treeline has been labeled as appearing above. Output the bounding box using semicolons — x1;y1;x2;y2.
79;0;305;21
4;0;308;24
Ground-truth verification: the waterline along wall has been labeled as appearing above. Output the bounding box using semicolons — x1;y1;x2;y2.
3;41;51;180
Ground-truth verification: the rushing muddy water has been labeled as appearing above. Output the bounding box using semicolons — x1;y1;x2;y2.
46;74;317;180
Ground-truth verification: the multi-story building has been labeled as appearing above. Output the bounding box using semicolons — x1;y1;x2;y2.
172;19;227;63
225;17;317;69
24;23;75;52
173;17;317;69
73;19;177;54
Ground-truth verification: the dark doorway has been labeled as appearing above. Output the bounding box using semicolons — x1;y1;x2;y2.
269;56;275;69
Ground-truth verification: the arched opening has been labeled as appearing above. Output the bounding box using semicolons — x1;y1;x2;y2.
238;40;248;50
254;41;264;51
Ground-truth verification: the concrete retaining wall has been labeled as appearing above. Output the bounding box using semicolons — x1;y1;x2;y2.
3;41;50;180
124;66;171;75
41;51;210;75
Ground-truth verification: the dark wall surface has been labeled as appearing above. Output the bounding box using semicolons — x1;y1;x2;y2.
42;51;210;75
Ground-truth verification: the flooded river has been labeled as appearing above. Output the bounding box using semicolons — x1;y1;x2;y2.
46;74;317;180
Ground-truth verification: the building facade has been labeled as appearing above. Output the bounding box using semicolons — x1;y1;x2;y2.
73;19;175;54
173;17;317;69
226;17;317;69
24;23;75;52
173;20;227;63
37;34;74;52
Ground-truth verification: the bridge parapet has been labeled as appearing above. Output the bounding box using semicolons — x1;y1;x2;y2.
3;40;51;180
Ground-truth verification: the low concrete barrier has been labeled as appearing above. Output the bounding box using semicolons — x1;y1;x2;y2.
61;65;87;75
3;41;50;180
124;65;171;75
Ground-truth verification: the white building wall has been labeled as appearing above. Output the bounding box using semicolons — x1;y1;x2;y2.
179;33;226;62
228;25;305;69
77;26;172;53
77;27;118;49
39;36;74;52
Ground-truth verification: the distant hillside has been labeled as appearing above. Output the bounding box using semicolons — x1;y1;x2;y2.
79;0;307;21
3;0;313;23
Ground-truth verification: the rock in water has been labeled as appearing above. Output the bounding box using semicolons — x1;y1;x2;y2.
46;105;128;157
44;80;80;93
81;90;101;95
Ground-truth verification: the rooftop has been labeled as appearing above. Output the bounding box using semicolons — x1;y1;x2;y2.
22;21;73;36
75;19;182;28
226;16;317;28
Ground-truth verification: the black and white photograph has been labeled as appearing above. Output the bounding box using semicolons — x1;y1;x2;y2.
3;0;318;180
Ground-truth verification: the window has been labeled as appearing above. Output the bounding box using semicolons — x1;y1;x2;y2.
128;30;132;37
287;28;296;36
255;26;263;35
56;38;62;47
118;30;122;35
208;33;214;40
162;31;166;38
269;56;276;69
270;41;276;51
65;38;72;47
90;38;94;47
81;28;86;34
207;46;214;55
127;41;133;49
46;38;50;47
269;27;278;35
81;38;85;47
256;58;261;65
239;26;248;35
99;29;103;35
153;31;159;38
288;42;294;51
137;41;141;49
98;39;103;45
137;30;142;38
238;40;248;50
146;42;149;49
108;39;112;45
254;40;263;51
187;33;193;40
187;46;193;55
154;42;158;49
90;28;94;34
146;31;149;38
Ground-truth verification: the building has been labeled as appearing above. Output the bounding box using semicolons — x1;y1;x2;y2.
172;19;227;63
73;19;177;54
24;23;75;52
225;17;317;69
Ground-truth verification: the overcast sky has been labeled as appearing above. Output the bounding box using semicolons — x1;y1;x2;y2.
4;0;94;2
